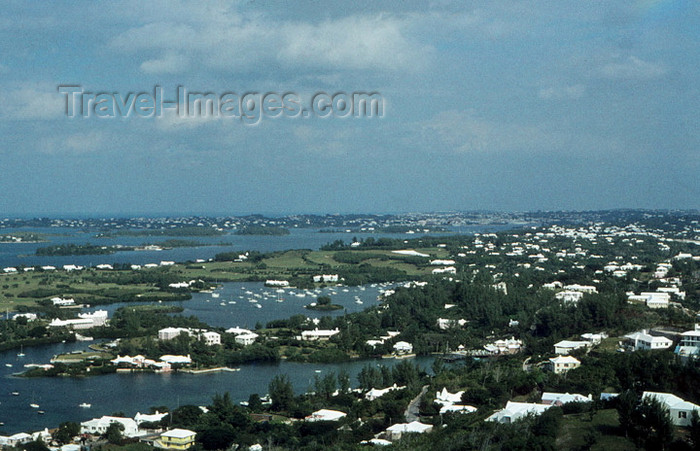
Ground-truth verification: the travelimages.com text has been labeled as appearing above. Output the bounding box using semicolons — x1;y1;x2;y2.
58;86;384;124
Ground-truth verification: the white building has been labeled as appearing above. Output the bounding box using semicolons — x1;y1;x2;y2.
554;340;590;355
624;330;673;351
312;274;339;283
380;421;433;441
265;280;289;287
555;291;584;304
393;341;413;355
675;325;700;358
299;328;340;341
549;355;581;374
541;392;592;406
305;409;347;422
80;416;140;437
51;297;76;306
235;332;259;346
436;318;467;330
486;401;552;423
642;392;700;427
158;327;190;341
365;384;405;401
563;284;597;294
435;387;465;406
200;331;221;346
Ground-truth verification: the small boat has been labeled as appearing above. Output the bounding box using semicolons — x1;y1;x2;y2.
11;391;19;396
17;346;25;357
211;293;220;298
30;403;39;409
255;304;262;309
5;363;12;368
37;410;45;415
79;403;91;408
355;300;363;304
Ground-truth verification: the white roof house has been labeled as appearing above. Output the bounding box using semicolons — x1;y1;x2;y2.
234;332;259;346
486;401;552;423
541;392;592;406
200;331;221;346
381;421;433;441
554;340;590;355
305;409;347;422
642;392;700;427
158;327;190;341
439;404;477;414
134;411;168;425
0;432;33;447
81;416;140;437
675;326;700;358
555;291;584;304
435;387;465;406
624;330;673;351
364;384;405;401
549;356;581;374
393;341;413;354
300;328;340;341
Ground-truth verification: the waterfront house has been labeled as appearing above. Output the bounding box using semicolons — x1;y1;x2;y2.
392;341;413;355
154;428;197;450
642;392;700;427
299;328;340;341
135;411;168;426
0;432;33;447
313;274;339;282
200;331;221;346
234;331;259;346
486;401;552;423
548;355;581;374
158;327;190;340
81;416;140;437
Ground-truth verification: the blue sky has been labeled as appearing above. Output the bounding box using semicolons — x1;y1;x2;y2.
0;0;698;215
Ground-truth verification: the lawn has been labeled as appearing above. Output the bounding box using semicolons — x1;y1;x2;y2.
556;408;636;451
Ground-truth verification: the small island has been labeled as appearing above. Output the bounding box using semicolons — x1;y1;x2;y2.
305;295;343;311
35;240;226;256
235;225;290;236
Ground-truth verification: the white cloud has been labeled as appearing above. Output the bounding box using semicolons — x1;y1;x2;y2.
599;56;666;79
0;83;65;120
108;13;432;75
538;84;585;100
420;110;561;154
140;51;190;74
40;131;106;155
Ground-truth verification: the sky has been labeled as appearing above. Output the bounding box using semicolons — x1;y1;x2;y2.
0;0;698;216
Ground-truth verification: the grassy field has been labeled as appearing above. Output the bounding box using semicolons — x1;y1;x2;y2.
557;409;636;450
0;247;435;313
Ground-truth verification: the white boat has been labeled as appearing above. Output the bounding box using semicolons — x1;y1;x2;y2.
355;300;363;304
5;363;12;367
11;391;19;396
211;293;220;298
17;346;25;357
255;304;262;309
79;403;91;408
30;403;39;409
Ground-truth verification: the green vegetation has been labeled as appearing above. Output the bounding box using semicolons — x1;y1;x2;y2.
235;225;290;236
36;243;115;256
96;227;225;238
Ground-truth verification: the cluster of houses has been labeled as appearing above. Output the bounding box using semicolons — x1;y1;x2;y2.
158;327;221;346
48;310;108;330
110;354;192;371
